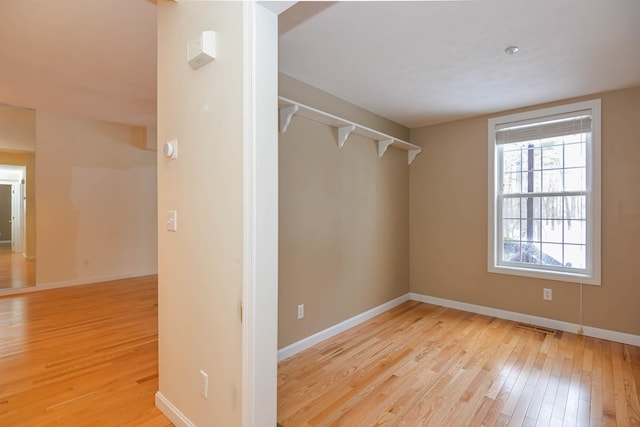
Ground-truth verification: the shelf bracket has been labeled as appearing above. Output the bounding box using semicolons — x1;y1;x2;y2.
408;148;422;165
279;104;299;133
377;139;394;158
337;125;355;148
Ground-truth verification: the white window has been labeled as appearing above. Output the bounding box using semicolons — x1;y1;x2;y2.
488;100;601;285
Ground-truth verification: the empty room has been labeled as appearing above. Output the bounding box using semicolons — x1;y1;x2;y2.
2;1;640;427
273;1;640;426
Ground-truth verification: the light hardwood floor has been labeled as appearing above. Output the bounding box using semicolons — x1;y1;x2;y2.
0;276;172;426
0;243;35;290
278;301;640;426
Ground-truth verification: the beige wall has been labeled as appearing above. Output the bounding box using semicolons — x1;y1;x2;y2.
410;85;640;336
279;73;410;141
279;77;411;348
157;2;244;425
0;107;36;152
35;111;157;286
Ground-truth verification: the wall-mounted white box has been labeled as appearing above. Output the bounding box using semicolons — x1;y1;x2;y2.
188;31;216;70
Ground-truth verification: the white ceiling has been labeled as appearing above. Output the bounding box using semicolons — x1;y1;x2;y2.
1;1;639;130
279;0;640;128
0;0;156;127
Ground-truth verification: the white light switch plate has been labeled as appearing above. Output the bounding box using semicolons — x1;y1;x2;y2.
166;210;177;231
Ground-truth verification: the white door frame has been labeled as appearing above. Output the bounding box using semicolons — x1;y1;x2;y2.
11;182;21;253
242;2;279;426
0;173;25;253
20;178;26;255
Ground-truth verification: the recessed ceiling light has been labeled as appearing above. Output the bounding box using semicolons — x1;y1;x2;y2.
505;46;520;55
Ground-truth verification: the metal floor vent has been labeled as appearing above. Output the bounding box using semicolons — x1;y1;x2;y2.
515;323;557;335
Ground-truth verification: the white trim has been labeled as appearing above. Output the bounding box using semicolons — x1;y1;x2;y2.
409;293;640;347
589;100;602;285
23;254;35;261
278;293;410;362
0;272;157;297
250;4;279;427
0;240;10;244
242;2;257;426
155;392;196;427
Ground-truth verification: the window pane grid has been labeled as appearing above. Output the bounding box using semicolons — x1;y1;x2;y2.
500;195;587;270
499;130;589;272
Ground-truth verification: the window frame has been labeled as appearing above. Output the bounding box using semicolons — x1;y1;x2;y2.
488;99;601;285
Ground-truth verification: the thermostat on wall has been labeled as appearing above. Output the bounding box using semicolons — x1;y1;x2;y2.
188;31;216;70
163;139;178;159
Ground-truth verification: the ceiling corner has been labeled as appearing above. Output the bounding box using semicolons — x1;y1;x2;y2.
259;1;297;16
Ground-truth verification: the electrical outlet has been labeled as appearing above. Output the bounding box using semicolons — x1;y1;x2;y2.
543;288;552;301
297;304;304;319
200;370;208;398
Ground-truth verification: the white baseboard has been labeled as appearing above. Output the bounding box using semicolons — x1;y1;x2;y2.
410;293;640;347
0;272;158;297
23;253;35;260
155;392;196;427
278;293;410;362
0;240;11;244
37;272;158;289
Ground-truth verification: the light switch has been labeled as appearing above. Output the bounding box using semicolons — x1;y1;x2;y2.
166;210;177;231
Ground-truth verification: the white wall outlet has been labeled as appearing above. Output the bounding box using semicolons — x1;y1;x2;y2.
200;369;208;398
543;288;552;300
166;210;177;232
297;304;304;320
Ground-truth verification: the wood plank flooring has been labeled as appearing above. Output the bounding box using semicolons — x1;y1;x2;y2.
278;301;640;426
0;276;172;426
0;243;35;290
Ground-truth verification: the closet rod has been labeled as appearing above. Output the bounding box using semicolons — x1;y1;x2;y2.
278;96;422;165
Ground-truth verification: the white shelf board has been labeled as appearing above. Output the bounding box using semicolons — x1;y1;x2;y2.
279;96;422;165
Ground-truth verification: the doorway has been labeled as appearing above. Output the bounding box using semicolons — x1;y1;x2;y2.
0;180;23;252
0;164;34;289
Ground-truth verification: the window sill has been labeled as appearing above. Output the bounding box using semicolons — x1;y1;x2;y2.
488;264;600;286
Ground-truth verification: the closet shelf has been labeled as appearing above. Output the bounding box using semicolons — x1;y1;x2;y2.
278;96;422;165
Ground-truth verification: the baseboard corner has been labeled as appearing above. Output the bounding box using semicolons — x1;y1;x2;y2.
278;293;410;362
155;391;197;427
